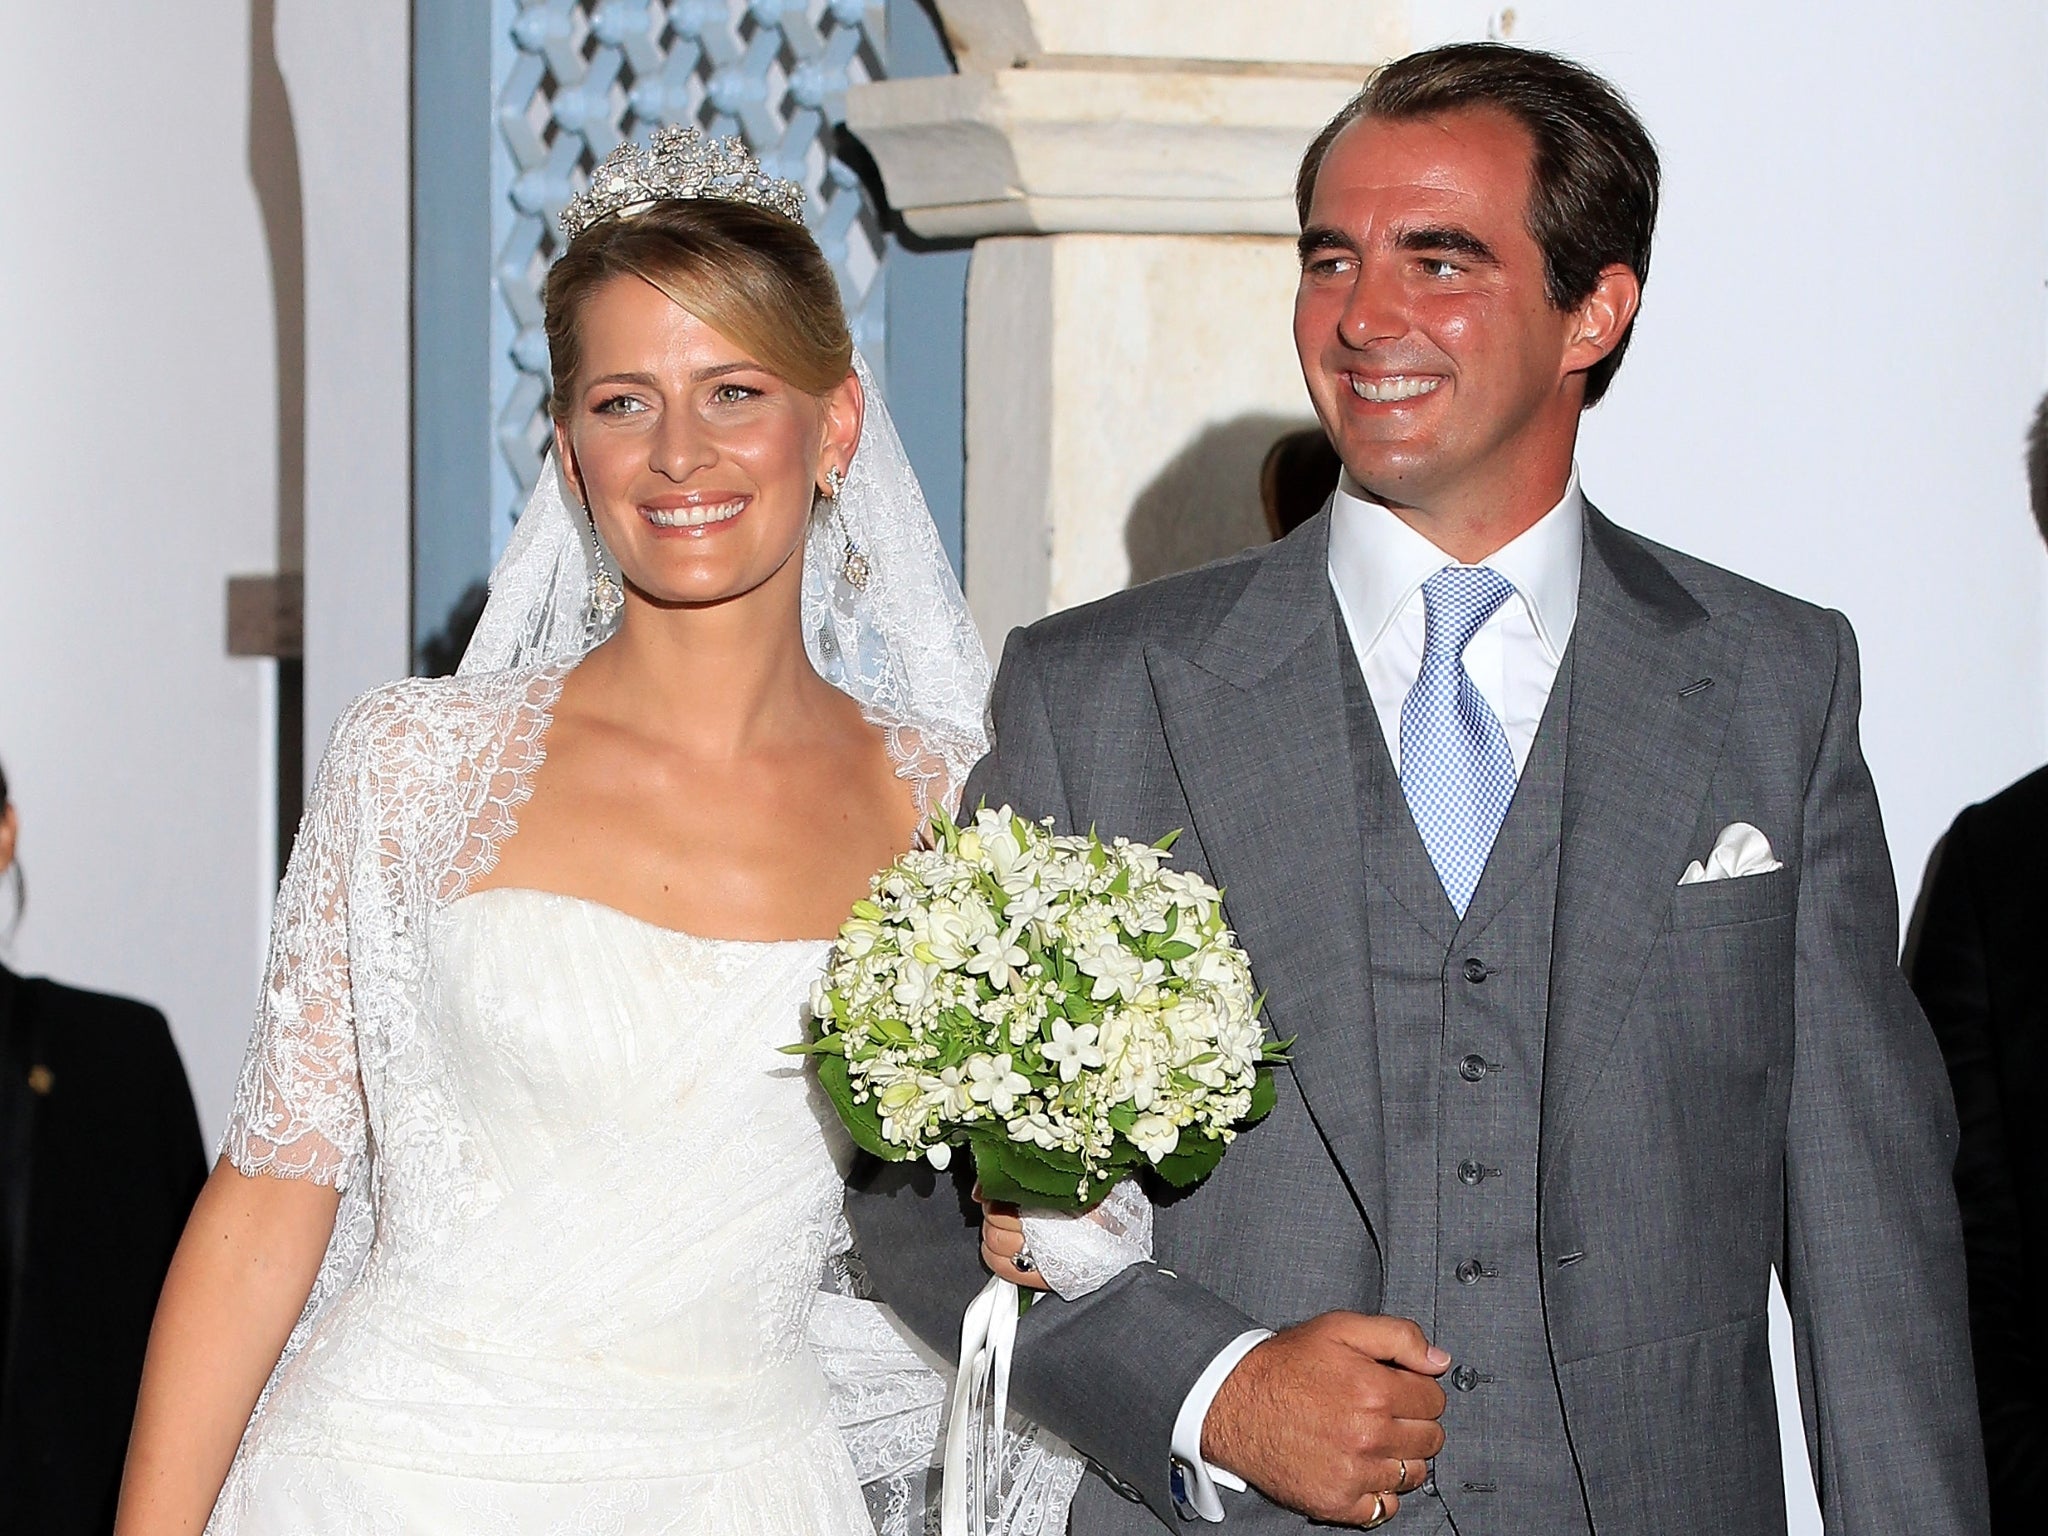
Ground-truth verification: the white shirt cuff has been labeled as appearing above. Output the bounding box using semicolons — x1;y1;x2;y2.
1169;1328;1273;1520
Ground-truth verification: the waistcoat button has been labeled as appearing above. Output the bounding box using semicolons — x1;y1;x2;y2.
1458;1053;1489;1082
1462;957;1489;983
1457;1158;1485;1185
1455;1258;1483;1285
1451;1364;1482;1391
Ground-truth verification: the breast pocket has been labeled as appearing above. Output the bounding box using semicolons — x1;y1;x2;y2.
1666;869;1795;931
1657;876;1796;1080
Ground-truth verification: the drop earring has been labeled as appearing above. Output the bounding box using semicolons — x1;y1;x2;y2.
583;503;624;625
823;467;868;591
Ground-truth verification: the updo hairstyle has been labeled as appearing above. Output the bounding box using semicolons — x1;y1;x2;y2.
543;199;853;420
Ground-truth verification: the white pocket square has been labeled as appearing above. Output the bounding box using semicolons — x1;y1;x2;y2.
1679;822;1784;885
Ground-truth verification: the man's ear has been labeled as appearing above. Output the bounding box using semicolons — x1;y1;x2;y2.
1562;263;1642;378
0;804;18;879
552;419;586;507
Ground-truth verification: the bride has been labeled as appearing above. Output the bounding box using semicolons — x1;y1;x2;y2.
114;129;1078;1536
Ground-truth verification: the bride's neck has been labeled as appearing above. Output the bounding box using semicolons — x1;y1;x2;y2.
588;583;827;754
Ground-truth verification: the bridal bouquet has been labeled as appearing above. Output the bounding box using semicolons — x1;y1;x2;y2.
792;805;1284;1211
794;805;1284;1536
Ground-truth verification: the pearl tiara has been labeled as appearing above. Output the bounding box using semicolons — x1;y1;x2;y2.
558;125;807;242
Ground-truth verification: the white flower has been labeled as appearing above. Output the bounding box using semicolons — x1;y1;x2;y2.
1041;1019;1106;1083
966;1053;1030;1117
921;1063;975;1118
1076;938;1165;1003
891;958;940;1012
911;903;982;968
839;917;885;958
925;1142;953;1170
1007;1110;1063;1150
966;927;1029;991
1128;1113;1181;1164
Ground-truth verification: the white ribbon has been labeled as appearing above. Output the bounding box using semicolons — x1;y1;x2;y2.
942;1274;1020;1536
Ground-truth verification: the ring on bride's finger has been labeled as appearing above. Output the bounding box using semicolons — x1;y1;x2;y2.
1012;1245;1037;1274
1364;1492;1390;1529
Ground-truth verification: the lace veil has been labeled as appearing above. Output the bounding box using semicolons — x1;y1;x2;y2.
458;351;989;799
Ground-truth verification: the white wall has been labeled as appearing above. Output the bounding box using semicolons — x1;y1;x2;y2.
283;0;412;771
0;1;280;1141
0;0;410;1142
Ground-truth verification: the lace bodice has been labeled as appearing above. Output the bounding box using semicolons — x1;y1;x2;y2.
236;888;845;1468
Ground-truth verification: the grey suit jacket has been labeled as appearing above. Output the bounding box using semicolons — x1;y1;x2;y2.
847;507;1988;1534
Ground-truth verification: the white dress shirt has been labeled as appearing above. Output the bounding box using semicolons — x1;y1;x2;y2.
1166;472;1586;1521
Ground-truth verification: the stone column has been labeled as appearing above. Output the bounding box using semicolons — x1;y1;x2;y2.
848;0;1400;650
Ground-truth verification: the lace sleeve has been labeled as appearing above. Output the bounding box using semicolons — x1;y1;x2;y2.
220;699;371;1189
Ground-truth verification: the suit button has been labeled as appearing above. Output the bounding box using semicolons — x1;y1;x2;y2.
1451;1364;1482;1392
1457;1159;1485;1185
1455;1258;1483;1285
1462;957;1489;983
1458;1054;1489;1082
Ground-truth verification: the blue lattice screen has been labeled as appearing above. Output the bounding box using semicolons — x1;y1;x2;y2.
488;0;890;552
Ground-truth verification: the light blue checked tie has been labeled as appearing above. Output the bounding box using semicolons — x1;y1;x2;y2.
1399;566;1520;917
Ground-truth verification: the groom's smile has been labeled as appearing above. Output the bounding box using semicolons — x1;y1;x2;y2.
1294;106;1637;556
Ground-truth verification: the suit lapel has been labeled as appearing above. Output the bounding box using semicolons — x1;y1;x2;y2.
1540;509;1756;1185
1145;520;1389;1237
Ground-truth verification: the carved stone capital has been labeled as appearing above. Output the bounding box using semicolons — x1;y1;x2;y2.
927;0;1402;71
847;1;1396;239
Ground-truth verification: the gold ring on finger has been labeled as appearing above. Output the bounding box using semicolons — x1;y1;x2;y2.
1365;1492;1390;1529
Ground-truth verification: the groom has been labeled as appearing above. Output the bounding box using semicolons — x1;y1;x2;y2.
849;42;1987;1534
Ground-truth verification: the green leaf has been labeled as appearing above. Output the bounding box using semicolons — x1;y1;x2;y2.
1149;1131;1228;1189
969;1137;1088;1209
1107;869;1130;897
819;1055;907;1162
1156;940;1198;962
1153;828;1183;852
869;1014;913;1046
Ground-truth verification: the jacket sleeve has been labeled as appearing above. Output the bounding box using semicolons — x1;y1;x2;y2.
1781;611;1989;1533
844;627;1265;1526
1908;810;2048;1520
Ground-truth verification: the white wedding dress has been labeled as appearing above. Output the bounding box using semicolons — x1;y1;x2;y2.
214;886;879;1533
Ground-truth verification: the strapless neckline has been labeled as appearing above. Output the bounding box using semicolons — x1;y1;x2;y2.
448;884;839;951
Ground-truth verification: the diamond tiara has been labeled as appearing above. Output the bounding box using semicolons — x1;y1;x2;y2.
558;125;807;242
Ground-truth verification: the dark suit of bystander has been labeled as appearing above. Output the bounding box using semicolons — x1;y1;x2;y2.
1909;765;2048;1531
1;964;207;1536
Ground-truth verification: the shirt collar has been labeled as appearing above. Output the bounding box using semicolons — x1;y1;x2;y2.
1327;467;1585;663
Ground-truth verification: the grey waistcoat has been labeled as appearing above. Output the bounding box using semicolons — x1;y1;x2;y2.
1341;634;1592;1536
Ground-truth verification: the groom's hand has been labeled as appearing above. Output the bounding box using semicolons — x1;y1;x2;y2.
1201;1311;1449;1527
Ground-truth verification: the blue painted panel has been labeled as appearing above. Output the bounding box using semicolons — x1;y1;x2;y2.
879;0;968;575
487;0;894;556
412;2;497;669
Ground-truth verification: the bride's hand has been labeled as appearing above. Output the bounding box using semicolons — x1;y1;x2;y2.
975;1191;1051;1291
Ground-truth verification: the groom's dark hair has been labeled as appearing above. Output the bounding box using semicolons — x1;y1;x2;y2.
1297;42;1660;407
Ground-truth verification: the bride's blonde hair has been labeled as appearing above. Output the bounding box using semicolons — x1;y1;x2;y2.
543;200;853;417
